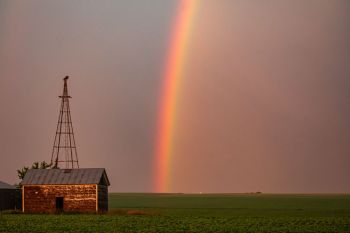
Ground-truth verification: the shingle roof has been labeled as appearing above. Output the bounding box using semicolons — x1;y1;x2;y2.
21;168;110;186
0;181;15;189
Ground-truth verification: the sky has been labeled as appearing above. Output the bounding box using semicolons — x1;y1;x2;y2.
0;0;349;193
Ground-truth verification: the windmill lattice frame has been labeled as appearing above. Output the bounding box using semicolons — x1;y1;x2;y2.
51;76;79;169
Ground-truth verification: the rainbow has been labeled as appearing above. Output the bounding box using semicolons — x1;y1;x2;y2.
155;0;199;192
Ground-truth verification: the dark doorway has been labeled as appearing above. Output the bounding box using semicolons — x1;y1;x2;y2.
56;197;64;211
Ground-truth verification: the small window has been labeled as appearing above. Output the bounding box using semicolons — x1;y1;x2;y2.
56;197;64;211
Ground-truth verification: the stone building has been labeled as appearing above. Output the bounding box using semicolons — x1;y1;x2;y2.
21;168;109;213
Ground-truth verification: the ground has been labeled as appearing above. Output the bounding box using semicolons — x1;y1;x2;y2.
0;193;349;232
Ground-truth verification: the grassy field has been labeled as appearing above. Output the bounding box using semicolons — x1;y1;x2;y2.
1;193;350;232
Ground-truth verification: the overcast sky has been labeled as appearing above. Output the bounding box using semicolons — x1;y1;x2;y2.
0;0;349;193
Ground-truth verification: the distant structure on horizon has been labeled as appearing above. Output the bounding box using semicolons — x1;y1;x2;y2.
51;76;79;169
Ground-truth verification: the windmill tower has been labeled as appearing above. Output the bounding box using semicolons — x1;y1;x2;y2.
51;76;79;169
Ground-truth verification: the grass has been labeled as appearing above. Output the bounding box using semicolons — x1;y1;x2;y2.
1;193;350;232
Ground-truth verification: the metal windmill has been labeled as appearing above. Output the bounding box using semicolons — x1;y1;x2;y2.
51;76;79;169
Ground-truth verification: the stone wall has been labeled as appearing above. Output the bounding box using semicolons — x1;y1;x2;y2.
23;185;97;213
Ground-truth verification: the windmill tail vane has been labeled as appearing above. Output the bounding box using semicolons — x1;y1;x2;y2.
51;76;79;169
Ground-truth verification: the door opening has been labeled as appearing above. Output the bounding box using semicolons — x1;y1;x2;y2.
56;197;64;211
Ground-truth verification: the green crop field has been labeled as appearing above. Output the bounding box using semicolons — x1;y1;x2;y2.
1;193;350;232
